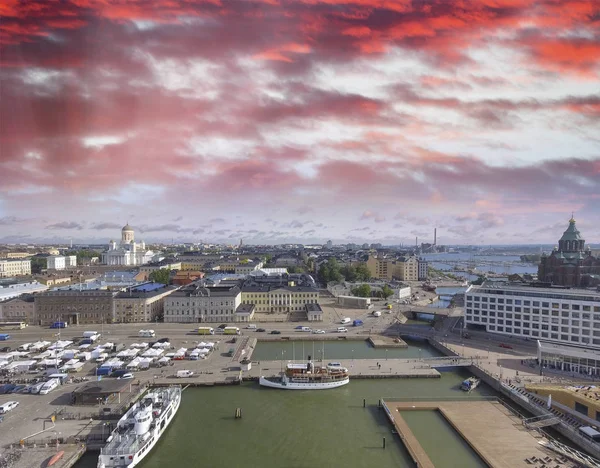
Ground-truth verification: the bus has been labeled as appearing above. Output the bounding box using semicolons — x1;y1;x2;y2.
0;322;27;330
224;327;240;335
198;327;214;335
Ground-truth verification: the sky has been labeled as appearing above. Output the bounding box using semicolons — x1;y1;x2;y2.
0;0;599;246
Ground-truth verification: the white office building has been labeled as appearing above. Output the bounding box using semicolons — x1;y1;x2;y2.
47;256;66;270
164;283;242;323
466;282;600;349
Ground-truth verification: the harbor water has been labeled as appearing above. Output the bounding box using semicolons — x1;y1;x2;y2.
75;343;494;468
250;339;443;361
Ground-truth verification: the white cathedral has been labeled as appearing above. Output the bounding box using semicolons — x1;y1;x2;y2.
101;224;156;266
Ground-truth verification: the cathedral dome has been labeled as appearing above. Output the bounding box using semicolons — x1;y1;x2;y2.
559;217;582;242
122;223;134;232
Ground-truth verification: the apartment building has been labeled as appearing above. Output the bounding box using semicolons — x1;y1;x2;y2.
366;255;419;281
418;258;429;281
234;262;264;275
0;259;32;278
465;282;600;349
240;285;319;314
35;289;114;326
113;284;178;323
163;283;242;323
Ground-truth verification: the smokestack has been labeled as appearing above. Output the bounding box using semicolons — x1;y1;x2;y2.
434;228;437;245
415;236;418;248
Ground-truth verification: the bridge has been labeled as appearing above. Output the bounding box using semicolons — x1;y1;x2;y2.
523;414;561;429
396;304;463;317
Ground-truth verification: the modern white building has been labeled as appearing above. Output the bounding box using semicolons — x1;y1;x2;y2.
66;255;77;267
465;282;600;349
537;340;600;376
47;256;66;270
0;259;31;278
101;224;155;266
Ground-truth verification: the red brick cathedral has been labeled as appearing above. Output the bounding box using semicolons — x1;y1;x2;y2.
538;216;600;287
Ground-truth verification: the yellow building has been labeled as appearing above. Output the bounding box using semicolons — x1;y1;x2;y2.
241;286;319;313
366;255;418;281
525;383;600;422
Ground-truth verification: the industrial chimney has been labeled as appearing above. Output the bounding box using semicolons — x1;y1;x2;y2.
434;228;437;245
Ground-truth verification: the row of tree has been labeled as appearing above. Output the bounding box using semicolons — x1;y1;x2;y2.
317;258;371;284
351;284;394;299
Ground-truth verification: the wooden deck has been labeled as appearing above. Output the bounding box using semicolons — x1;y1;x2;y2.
383;400;566;468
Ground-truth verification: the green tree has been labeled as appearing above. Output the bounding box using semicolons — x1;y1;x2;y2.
340;264;357;282
380;284;394;300
318;258;343;283
149;268;171;285
351;284;371;297
30;256;47;274
354;263;371;281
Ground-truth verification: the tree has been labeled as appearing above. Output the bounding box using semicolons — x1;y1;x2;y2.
149;268;171;285
471;275;486;285
340;264;357;282
354;263;371;281
351;284;371;297
317;258;343;283
30;256;47;274
380;285;394;300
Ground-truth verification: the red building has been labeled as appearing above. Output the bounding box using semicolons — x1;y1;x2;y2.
538;217;600;287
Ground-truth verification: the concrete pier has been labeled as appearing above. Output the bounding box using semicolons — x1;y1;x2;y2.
382;400;573;468
367;336;408;348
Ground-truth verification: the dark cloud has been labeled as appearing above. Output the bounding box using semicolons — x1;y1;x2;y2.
90;222;122;230
46;221;84;230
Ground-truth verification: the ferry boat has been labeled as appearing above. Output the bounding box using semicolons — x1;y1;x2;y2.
259;357;349;390
97;386;181;468
460;377;480;392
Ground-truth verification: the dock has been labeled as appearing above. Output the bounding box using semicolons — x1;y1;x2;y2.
382;400;566;468
367;336;408;348
245;358;441;379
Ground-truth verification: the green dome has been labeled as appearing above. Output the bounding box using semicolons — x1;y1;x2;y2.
559;218;582;242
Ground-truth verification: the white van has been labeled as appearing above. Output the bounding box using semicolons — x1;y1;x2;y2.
301;327;311;332
337;327;348;333
139;330;156;338
176;370;194;378
372;311;382;317
39;378;60;395
341;318;351;324
0;401;19;414
246;324;257;330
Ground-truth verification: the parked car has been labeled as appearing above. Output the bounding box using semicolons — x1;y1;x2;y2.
499;343;513;349
270;330;281;335
157;337;170;343
217;324;227;329
117;373;134;380
0;401;19;414
0;384;16;394
0;346;11;352
256;328;266;332
312;329;325;334
294;325;304;330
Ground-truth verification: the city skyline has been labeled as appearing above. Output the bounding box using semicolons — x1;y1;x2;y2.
1;0;599;245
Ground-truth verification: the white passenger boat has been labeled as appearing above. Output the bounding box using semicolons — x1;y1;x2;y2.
260;357;349;390
97;386;181;468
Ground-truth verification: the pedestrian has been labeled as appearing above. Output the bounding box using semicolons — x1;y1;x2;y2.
377;362;379;367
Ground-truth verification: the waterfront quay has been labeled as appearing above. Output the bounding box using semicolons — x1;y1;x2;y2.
383;399;577;468
1;321;598;468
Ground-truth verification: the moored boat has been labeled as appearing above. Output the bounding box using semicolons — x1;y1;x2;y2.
97;386;181;468
460;377;480;392
47;450;64;467
260;357;349;390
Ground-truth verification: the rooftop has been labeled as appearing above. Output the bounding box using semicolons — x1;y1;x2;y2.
235;303;255;315
114;284;177;299
241;285;318;293
470;282;600;299
305;303;323;313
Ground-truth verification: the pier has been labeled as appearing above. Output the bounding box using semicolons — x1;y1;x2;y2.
382;399;571;468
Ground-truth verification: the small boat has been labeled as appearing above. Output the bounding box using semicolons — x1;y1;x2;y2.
47;450;64;467
460;377;480;392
